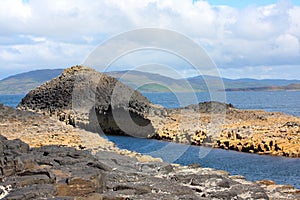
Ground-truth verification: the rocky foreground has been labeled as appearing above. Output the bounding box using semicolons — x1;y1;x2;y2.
1;105;300;199
18;66;300;158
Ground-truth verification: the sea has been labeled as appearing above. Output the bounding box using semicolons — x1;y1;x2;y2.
1;91;300;189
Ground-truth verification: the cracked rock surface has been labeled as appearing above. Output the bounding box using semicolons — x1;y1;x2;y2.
2;135;300;199
0;105;299;199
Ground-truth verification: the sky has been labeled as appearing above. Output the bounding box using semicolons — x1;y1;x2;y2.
0;0;300;80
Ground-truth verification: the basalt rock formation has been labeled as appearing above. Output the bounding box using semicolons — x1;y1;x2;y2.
3;80;300;199
18;66;156;138
1;119;300;199
18;66;300;158
153;103;300;157
216;110;300;157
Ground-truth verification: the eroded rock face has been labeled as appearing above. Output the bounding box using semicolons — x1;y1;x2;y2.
18;66;156;138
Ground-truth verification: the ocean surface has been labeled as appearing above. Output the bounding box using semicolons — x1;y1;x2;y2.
0;94;25;108
1;91;300;189
143;91;300;117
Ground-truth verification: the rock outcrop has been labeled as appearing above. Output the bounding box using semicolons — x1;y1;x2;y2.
216;110;300;157
0;102;114;151
18;66;300;158
0;103;162;162
153;104;300;157
18;66;156;138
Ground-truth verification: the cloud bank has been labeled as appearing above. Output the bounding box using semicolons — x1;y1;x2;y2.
0;0;299;79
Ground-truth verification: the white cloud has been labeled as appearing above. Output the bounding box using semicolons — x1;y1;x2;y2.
0;0;300;79
0;40;93;77
273;34;300;56
221;64;300;79
288;6;300;37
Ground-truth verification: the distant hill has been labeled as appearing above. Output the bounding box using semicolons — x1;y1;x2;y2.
0;69;63;94
106;70;192;92
109;71;300;92
1;68;300;94
225;83;300;91
187;76;300;91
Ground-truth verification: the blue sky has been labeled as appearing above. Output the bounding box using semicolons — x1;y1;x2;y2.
0;0;300;80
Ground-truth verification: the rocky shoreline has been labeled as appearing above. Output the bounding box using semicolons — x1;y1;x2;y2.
6;65;299;198
18;66;300;158
153;103;300;157
0;103;161;163
1;105;300;199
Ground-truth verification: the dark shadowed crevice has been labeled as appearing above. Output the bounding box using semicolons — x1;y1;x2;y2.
95;106;155;138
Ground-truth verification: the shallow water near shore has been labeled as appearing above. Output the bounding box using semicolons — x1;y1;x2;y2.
1;91;300;189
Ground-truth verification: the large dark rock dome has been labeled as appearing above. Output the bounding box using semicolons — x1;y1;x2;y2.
18;65;156;137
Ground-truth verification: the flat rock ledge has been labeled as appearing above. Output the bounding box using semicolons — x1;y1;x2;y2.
153;105;300;157
0;103;161;162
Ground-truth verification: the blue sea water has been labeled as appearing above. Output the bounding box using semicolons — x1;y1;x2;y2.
143;91;300;117
0;94;25;108
1;91;300;188
107;135;300;189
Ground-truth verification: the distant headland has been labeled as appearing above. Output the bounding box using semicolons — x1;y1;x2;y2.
1;67;300;94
